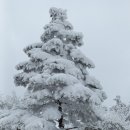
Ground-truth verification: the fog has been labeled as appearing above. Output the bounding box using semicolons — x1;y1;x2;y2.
0;0;130;106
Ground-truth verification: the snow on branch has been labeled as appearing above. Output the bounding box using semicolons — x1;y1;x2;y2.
70;49;95;68
14;72;35;87
16;60;44;72
26;48;56;61
42;38;63;55
44;58;84;80
47;73;79;87
85;75;102;90
23;42;42;53
41;26;83;46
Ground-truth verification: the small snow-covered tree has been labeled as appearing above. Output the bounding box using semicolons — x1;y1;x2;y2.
97;96;130;130
110;96;130;120
0;7;106;130
0;92;22;130
0;92;19;110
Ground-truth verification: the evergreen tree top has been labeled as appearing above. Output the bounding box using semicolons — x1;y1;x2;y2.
49;7;67;21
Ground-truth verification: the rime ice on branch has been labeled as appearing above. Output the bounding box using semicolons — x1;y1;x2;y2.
0;7;107;130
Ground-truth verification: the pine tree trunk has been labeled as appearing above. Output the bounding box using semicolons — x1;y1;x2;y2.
58;100;64;128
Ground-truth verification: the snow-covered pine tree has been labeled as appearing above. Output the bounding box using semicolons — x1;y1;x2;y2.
0;7;106;130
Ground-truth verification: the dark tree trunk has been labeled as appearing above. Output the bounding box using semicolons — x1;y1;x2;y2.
57;100;64;128
58;115;64;128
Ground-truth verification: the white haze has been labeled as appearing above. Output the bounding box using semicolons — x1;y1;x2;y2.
0;0;130;106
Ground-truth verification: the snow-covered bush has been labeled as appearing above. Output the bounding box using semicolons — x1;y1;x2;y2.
95;96;130;130
0;92;19;110
110;96;130;121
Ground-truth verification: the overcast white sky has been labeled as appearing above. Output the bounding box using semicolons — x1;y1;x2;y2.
0;0;130;106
